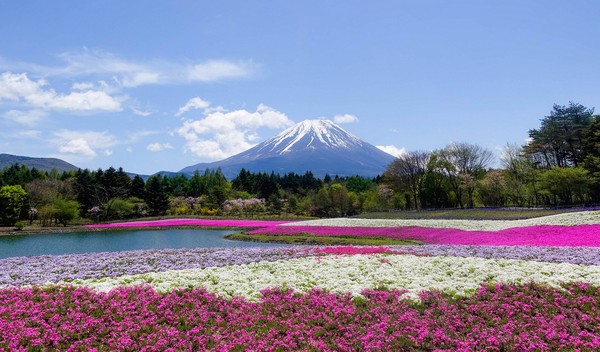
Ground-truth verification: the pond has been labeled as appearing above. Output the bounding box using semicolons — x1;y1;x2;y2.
0;229;286;259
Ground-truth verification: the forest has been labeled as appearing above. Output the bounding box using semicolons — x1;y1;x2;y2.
1;102;599;227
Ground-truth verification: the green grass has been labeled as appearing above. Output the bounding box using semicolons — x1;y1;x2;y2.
355;208;576;220
225;233;419;246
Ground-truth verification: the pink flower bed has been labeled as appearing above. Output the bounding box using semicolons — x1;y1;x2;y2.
2;283;599;351
249;224;600;247
86;218;288;229
311;246;428;256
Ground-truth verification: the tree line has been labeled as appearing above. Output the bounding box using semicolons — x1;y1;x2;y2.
1;102;599;226
385;102;600;209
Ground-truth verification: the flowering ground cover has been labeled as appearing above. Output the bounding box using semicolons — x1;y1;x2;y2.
65;253;600;300
3;245;600;288
1;283;599;351
86;211;600;247
3;210;600;350
286;210;600;230
0;247;313;287
249;224;600;247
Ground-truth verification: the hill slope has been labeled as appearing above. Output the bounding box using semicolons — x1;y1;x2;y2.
0;154;79;173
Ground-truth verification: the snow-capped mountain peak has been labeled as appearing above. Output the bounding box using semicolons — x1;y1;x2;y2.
257;119;364;155
179;119;396;178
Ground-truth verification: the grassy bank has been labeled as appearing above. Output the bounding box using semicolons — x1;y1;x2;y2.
225;233;419;246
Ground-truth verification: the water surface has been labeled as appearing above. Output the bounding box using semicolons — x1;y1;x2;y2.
0;229;283;259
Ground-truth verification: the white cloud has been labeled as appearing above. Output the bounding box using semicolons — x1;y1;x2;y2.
177;104;294;160
0;72;123;112
186;60;256;82
147;142;174;152
4;109;47;126
49;90;122;111
333;114;359;124
103;149;113;156
54;130;118;158
376;145;406;158
176;97;211;117
58;138;97;157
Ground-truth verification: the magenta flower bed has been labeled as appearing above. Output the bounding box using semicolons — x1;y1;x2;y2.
250;224;600;247
312;246;427;256
86;218;289;229
1;283;599;351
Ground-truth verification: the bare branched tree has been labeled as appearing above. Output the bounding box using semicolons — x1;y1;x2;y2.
385;150;430;210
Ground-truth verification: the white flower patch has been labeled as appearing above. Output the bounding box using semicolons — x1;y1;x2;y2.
282;211;600;231
65;254;600;301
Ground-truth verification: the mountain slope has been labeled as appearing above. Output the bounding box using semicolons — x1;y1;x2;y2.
180;120;396;178
0;154;79;173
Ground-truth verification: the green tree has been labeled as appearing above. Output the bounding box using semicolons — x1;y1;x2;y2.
313;187;332;217
477;170;507;207
53;198;80;226
103;198;135;220
0;185;27;226
144;175;170;215
433;142;493;208
74;169;97;215
421;162;454;209
538;167;591;206
525;102;594;168
346;175;373;193
582;115;600;200
329;183;351;216
130;175;146;199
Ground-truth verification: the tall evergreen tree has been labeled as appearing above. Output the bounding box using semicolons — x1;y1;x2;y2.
144;175;169;215
525;102;594;168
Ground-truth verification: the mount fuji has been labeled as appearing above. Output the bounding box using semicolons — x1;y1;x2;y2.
179;119;396;178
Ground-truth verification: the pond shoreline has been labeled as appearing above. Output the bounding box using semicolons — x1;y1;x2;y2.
0;225;256;237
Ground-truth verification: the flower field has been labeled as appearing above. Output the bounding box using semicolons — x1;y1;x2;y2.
2;211;600;350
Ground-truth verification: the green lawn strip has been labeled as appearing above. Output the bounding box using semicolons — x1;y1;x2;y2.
226;232;419;246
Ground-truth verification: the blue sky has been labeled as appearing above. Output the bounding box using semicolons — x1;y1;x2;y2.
1;1;599;174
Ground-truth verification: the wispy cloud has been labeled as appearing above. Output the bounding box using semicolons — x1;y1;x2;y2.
4;49;258;88
3;109;47;126
186;60;257;82
176;97;211;117
333;114;359;124
131;107;153;117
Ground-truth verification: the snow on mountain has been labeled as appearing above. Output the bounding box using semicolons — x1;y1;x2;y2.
179;119;396;178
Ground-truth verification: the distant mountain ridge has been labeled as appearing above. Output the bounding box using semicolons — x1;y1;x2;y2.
179;119;396;178
0;154;79;173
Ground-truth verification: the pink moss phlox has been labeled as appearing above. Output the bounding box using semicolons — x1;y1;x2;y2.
314;246;392;255
85;218;288;229
1;283;599;350
250;224;600;247
313;246;426;256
